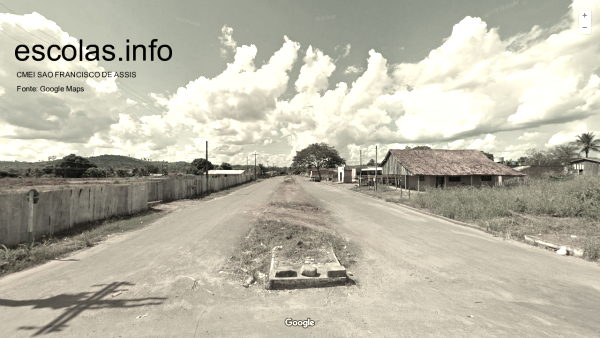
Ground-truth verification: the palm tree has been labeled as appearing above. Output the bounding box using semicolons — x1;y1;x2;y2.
574;132;600;158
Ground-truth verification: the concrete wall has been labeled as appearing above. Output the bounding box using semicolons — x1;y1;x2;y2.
0;174;252;247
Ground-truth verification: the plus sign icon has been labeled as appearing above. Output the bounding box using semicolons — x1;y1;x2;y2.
579;9;591;34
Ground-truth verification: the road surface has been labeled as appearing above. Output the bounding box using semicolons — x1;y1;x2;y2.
0;176;599;337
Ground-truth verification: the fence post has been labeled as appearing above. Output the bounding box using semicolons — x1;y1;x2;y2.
28;190;34;247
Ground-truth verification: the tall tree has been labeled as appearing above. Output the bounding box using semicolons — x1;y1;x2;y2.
191;158;214;175
258;163;266;176
292;143;346;180
366;159;376;166
55;154;97;178
574;132;600;158
220;162;233;170
481;151;494;161
550;144;579;166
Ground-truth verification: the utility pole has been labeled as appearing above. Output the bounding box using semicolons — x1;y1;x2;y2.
205;140;209;194
247;156;249;172
253;152;257;180
375;145;378;191
359;150;362;188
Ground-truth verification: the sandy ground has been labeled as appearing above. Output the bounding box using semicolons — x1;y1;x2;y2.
0;176;599;337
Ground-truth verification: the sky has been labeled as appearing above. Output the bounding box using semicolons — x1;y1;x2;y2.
0;0;598;166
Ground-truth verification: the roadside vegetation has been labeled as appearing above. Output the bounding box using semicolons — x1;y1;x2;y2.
354;175;600;262
0;210;166;277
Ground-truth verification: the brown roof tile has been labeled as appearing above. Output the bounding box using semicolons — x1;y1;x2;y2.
382;149;525;176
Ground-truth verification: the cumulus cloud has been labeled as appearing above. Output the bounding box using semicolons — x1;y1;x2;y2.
3;2;600;164
391;6;600;143
0;12;125;144
344;65;363;74
295;46;336;96
219;25;237;57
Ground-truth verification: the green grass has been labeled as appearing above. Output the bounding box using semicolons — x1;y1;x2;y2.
401;175;600;221
584;238;600;261
0;210;166;277
354;175;600;262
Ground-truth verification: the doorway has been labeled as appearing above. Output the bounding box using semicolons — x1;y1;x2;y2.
435;176;445;188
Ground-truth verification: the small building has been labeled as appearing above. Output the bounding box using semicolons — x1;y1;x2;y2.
569;158;600;176
207;169;245;178
309;168;337;181
337;165;364;183
512;165;565;178
380;149;525;190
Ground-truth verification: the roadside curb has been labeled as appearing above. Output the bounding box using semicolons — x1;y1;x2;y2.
524;235;584;257
347;187;588;259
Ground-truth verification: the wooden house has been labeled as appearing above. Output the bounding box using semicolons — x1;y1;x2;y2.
380;149;525;190
569;158;600;176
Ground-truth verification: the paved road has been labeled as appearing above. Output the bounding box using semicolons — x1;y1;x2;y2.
1;177;599;337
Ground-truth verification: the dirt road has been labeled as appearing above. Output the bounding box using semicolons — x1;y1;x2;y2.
1;176;599;337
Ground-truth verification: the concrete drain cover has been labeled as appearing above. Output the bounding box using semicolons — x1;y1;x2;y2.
268;246;347;289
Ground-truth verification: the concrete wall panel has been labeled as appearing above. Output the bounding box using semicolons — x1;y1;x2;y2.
1;176;253;247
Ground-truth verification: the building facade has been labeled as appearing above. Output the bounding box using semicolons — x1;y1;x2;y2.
380;149;525;190
569;158;600;176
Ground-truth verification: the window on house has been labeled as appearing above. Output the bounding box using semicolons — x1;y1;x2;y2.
449;176;461;182
419;175;425;181
481;175;492;181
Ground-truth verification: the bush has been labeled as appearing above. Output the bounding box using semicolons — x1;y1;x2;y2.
116;169;129;178
146;165;159;174
411;175;600;222
55;154;97;178
42;165;55;175
0;170;18;178
82;168;107;178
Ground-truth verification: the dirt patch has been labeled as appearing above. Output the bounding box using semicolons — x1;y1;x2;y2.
224;176;358;288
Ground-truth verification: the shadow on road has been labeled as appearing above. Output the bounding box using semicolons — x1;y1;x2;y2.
0;281;166;336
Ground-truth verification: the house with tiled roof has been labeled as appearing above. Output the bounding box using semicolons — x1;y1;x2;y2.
380;149;526;190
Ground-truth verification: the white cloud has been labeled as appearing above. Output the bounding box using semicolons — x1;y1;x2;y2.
0;12;126;145
295;46;336;96
344;65;363;74
467;134;496;151
3;2;600;164
343;44;351;57
518;132;540;140
219;25;237;57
